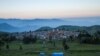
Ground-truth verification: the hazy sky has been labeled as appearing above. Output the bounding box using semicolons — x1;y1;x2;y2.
0;0;100;19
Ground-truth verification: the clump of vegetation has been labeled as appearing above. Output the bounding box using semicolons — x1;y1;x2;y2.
62;37;69;50
22;35;37;44
0;39;4;50
6;44;9;50
19;45;23;50
77;31;100;44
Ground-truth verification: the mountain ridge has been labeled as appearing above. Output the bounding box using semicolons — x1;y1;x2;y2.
0;16;100;32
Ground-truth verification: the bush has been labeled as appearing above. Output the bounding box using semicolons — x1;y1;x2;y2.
0;39;4;50
23;35;37;44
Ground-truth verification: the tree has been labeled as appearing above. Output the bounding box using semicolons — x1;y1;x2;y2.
31;35;37;43
62;38;69;50
9;35;17;41
0;32;10;43
23;36;31;44
94;31;100;38
92;31;100;44
19;45;23;50
0;39;4;50
6;44;9;50
0;32;9;50
69;35;74;41
22;35;37;44
77;31;92;44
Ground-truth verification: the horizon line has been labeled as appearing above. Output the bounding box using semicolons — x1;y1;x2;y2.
0;16;100;20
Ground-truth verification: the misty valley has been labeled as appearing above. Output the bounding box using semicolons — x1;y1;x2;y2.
0;18;100;56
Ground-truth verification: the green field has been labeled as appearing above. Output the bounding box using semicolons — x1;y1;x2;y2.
0;42;100;56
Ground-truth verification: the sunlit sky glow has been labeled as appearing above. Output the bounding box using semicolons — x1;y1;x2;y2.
0;0;100;19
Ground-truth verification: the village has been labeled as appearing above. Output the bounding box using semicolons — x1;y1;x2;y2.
12;29;80;41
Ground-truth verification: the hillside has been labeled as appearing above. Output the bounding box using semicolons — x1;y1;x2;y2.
36;25;100;32
0;23;19;32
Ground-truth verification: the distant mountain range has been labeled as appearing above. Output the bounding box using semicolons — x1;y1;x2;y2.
0;16;100;32
36;25;100;32
0;19;67;32
0;23;19;32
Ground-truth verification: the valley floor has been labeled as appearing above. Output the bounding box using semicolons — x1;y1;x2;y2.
0;42;100;56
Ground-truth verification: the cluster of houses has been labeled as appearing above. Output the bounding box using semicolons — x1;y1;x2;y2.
12;29;80;41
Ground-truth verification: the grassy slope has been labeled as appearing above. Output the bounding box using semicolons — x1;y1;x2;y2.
0;42;100;56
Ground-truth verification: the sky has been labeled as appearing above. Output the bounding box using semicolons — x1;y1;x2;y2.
0;0;100;19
